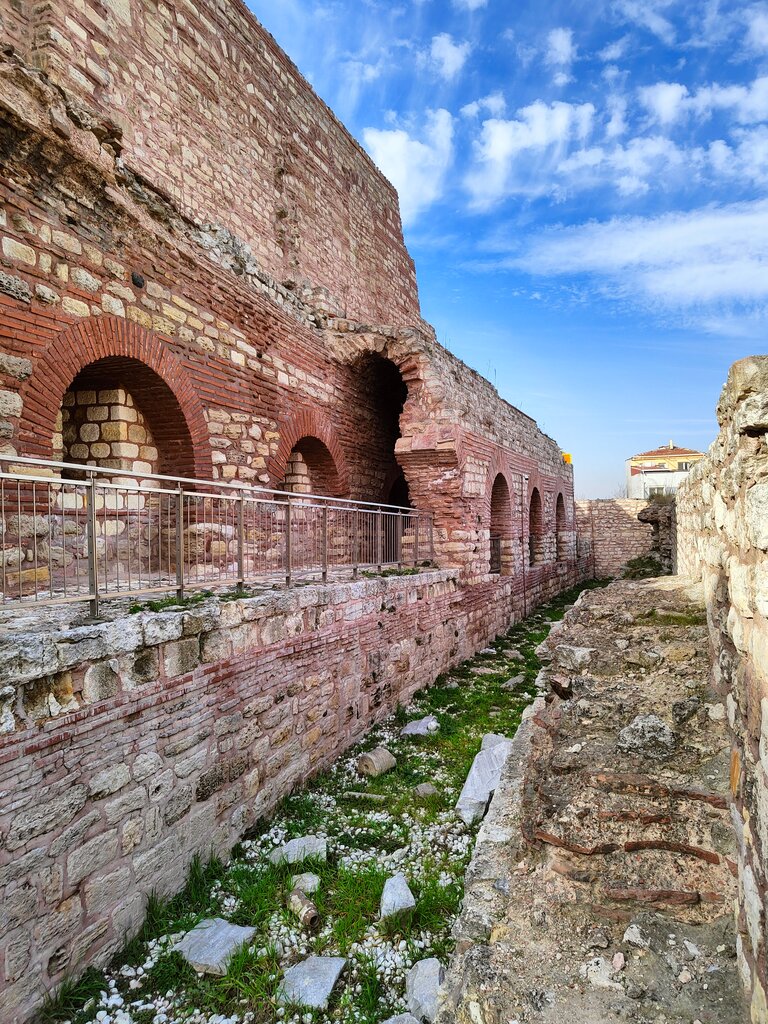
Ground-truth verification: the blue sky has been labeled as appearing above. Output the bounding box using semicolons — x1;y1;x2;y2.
246;0;768;496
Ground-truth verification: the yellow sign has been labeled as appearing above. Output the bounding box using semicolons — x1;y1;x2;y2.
562;452;572;464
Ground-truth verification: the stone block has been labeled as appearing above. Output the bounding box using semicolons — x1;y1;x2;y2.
67;830;119;887
83;867;132;915
7;786;87;851
105;786;147;824
164;637;200;677
278;956;347;1009
89;763;131;799
132;751;163;782
82;660;120;702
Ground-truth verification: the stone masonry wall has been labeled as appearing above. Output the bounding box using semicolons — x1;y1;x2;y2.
0;565;569;1024
1;0;419;327
677;355;768;1022
575;498;654;578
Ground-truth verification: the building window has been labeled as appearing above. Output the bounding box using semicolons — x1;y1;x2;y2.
677;461;691;471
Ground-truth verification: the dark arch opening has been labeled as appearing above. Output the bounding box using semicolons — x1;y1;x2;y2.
490;473;512;575
348;352;408;503
387;471;411;509
54;356;196;479
529;487;545;566
281;435;344;497
556;493;568;562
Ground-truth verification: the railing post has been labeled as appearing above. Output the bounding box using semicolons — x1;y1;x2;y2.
414;513;420;566
285;498;292;587
175;483;184;601
376;507;383;572
321;503;328;583
352;508;359;580
237;492;245;588
86;472;99;619
398;509;403;568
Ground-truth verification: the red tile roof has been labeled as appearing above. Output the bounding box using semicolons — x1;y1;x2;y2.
632;446;703;459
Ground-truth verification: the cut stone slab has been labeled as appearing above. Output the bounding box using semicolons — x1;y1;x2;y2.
406;957;445;1022
173;918;256;976
269;835;327;866
382;1015;421;1024
501;674;525;691
291;872;321;895
381;872;416;921
401;715;440;737
278;956;347;1009
456;737;513;824
413;783;439;799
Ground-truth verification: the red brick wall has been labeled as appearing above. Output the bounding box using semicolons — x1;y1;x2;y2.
0;565;573;1023
575;499;654;577
6;0;419;327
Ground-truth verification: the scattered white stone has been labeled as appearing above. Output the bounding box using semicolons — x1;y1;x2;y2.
401;715;440;737
684;940;701;958
173;918;256;976
612;952;625;972
278;956;347;1009
406;958;445;1022
269;836;327;865
381;873;416;921
623;924;650;949
678;969;693;984
456;736;513;824
291;872;321;895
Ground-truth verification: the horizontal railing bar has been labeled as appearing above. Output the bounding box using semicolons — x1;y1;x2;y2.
0;455;423;513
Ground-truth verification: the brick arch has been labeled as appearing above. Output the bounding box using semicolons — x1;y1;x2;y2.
19;317;212;479
268;407;350;497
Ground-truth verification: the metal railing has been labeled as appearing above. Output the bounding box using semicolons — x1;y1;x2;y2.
0;456;434;617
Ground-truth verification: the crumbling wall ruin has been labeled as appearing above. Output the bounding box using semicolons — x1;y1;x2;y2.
677;355;768;1021
575;498;655;578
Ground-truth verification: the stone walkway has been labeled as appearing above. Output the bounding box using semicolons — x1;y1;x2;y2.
440;577;747;1024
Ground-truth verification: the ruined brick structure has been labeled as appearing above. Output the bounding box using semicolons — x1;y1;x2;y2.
0;1;577;1019
574;498;655;578
677;356;768;1021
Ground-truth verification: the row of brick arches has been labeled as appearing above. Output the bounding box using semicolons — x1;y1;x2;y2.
489;473;569;575
34;321;411;507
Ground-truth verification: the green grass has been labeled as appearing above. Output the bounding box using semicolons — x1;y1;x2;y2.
36;969;107;1023
636;606;707;627
55;579;607;1024
128;590;213;614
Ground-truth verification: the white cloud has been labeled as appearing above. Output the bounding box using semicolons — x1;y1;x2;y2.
746;4;768;50
599;36;630;61
509;200;768;311
461;91;507;118
453;0;487;9
614;0;676;44
465;101;595;206
606;95;628;138
429;33;471;80
693;77;768;124
546;27;577;67
363;109;454;225
638;82;690;125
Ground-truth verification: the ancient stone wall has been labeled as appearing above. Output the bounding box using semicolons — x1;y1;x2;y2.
676;355;768;1021
0;564;571;1023
1;0;419;327
575;498;654;578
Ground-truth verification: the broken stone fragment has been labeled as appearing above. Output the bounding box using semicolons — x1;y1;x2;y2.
580;956;623;991
382;1015;421;1024
623;924;650;949
406;957;445;1022
380;872;416;922
269;835;327;865
291;871;321;895
553;645;595;671
456;737;513;824
173;918;256;976
617;714;675;760
401;715;440;737
357;747;396;777
413;783;439;799
278;956;347;1009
